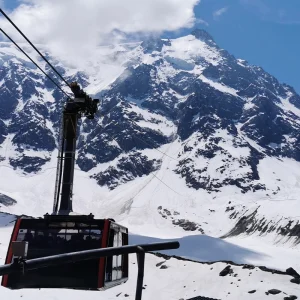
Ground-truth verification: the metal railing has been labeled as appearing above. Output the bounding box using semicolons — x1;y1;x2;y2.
0;241;180;300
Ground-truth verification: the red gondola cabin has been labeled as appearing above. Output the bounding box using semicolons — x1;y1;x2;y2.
1;215;128;290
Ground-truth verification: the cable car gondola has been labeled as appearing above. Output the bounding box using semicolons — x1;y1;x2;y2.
2;215;128;289
1;82;129;290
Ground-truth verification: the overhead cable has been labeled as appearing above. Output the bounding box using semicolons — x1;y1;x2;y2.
0;8;71;89
0;28;71;98
133;134;179;161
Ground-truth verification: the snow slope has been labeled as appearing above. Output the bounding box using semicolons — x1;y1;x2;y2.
1;141;300;243
0;222;299;300
0;255;299;300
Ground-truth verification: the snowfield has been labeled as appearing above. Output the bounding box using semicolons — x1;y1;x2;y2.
2;140;300;242
1;157;300;299
1;132;300;299
0;256;299;300
0;219;299;300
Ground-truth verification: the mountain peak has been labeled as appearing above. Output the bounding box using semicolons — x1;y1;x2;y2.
191;28;215;45
141;37;171;53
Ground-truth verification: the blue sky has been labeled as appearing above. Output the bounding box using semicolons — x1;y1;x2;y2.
1;0;18;11
2;0;300;94
166;0;300;93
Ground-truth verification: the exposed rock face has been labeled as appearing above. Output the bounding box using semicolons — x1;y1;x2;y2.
267;289;281;295
291;278;300;284
157;206;204;233
219;265;233;276
1;30;300;189
284;296;298;300
286;267;300;278
9;156;51;173
0;193;17;206
223;207;300;244
91;153;161;189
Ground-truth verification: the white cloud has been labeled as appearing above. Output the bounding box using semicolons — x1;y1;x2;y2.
0;0;200;67
213;6;229;19
196;18;209;26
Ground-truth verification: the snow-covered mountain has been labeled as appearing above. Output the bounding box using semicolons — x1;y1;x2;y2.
1;29;300;247
1;27;300;300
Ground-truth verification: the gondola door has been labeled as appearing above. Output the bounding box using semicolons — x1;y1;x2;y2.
104;222;128;289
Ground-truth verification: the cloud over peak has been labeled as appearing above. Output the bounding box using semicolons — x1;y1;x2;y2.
0;0;200;67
